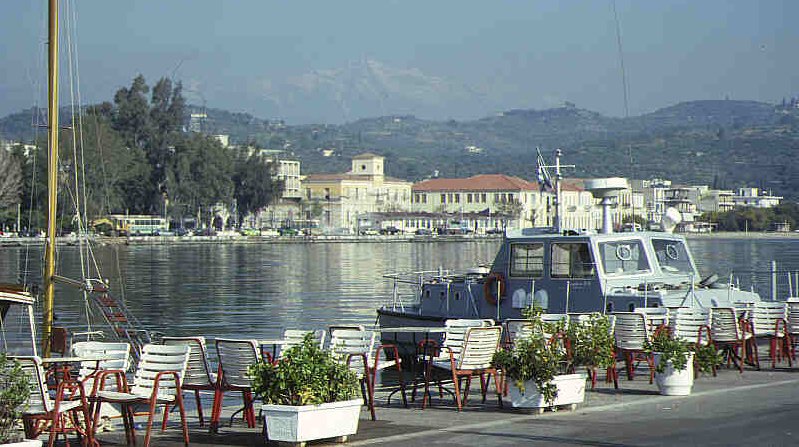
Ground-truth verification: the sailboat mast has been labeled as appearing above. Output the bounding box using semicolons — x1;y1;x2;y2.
42;0;60;357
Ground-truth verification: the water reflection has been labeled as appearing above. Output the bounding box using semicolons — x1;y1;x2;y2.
2;238;797;342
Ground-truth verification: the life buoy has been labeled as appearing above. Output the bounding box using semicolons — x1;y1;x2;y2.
484;272;506;305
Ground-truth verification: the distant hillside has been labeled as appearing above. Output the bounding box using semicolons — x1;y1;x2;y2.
3;99;798;199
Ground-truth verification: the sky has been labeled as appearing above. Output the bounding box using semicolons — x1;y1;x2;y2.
1;0;796;124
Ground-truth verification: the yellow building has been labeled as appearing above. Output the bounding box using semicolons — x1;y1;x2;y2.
301;153;412;232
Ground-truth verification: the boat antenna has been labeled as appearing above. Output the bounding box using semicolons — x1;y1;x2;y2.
612;0;638;230
537;148;574;233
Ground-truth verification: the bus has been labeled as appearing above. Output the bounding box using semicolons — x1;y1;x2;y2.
94;215;169;236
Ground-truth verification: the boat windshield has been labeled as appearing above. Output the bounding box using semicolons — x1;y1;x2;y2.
651;238;695;276
598;239;651;276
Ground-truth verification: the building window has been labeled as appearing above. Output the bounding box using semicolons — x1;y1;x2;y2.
441;194;446;204
481;193;487;203
455;194;460;203
423;194;427;203
448;193;454;203
494;193;500;203
467;193;473;203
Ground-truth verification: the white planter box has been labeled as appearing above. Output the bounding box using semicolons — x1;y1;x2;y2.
2;440;43;447
505;373;586;409
262;398;362;443
654;352;694;396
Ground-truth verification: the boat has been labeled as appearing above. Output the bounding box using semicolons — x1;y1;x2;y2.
377;150;761;331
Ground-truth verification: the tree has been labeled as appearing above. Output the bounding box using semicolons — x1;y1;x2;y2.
167;134;234;225
60;113;151;216
112;74;151;150
232;152;282;226
0;146;23;227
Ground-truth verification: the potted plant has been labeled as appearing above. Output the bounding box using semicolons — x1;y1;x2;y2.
493;306;586;412
0;354;38;447
644;329;694;396
249;333;361;444
568;313;617;387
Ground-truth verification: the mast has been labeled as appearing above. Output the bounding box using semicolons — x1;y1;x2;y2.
42;0;60;357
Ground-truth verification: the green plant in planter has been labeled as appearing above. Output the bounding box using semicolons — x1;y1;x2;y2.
644;329;691;373
691;343;723;375
492;306;565;404
569;313;616;371
249;333;360;406
0;354;30;443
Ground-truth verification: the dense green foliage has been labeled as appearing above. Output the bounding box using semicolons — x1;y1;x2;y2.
249;333;359;406
0;354;29;443
568;314;616;370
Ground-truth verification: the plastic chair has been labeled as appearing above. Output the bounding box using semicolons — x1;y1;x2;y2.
328;325;407;421
17;356;95;447
91;344;191;447
710;307;757;372
162;336;217;427
613;312;655;383
749;302;792;368
266;329;326;363
430;326;502;411
210;338;260;432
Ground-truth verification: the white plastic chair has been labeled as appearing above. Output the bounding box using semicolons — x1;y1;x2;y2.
328;325;407;421
210;338;260;432
613;312;655;383
91;344;191;447
430;326;502;411
710;307;757;372
749;302;792;368
16;356;94;447
162;336;216;426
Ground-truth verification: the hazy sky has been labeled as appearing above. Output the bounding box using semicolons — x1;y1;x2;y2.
1;0;796;123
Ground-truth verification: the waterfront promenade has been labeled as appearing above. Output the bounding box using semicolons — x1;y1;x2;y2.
89;364;799;446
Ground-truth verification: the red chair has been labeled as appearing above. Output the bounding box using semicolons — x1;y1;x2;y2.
17;356;95;447
209;338;260;433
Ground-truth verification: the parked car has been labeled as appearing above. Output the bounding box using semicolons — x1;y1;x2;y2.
360;228;379;236
414;228;432;236
379;226;401;235
278;227;299;236
485;228;505;235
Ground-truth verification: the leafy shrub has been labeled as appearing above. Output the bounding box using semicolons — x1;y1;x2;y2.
0;354;29;443
249;333;359;406
644;329;691;373
492;306;563;404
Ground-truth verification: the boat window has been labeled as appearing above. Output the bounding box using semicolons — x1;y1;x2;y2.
598;240;650;276
652;239;694;275
551;243;595;279
510;243;544;278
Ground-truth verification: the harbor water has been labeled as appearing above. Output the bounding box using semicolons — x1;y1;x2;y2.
1;237;799;341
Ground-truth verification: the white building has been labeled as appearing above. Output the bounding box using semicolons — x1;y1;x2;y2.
301;153;412;232
733;188;782;208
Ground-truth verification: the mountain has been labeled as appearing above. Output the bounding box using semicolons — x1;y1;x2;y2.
247;58;496;123
3;99;798;200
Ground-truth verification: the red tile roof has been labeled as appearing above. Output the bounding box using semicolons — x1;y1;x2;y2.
413;174;540;192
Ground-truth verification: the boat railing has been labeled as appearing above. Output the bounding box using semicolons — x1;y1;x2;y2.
383;269;462;312
601;264;799;304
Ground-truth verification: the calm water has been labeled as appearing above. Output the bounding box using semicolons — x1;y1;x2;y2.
2;237;799;341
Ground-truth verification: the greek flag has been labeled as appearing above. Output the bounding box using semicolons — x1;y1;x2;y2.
536;148;553;192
